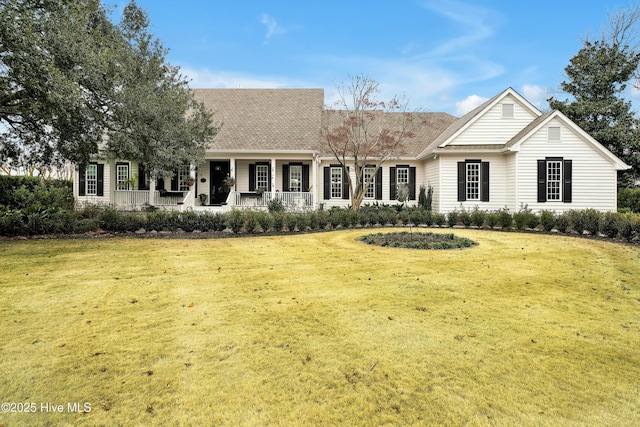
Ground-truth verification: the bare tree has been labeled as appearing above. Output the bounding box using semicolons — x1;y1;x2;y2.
322;75;419;210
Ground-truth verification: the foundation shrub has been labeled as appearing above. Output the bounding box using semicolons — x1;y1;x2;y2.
447;209;459;227
568;210;586;234
540;210;555;232
599;211;621;239
583;208;601;235
271;211;285;232
243;211;260;233
227;210;244;234
378;207;398;225
178;211;200;232
433;212;446;227
256;211;274;232
498;209;513;229
311;210;329;230
458;208;472;227
555;212;570;233
470;208;486;228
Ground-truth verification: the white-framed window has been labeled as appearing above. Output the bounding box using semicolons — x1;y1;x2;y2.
502;103;514;118
256;164;269;190
548;126;561;141
116;164;130;191
86;164;97;195
466;162;480;200
178;165;190;191
363;166;376;199
290;165;302;192
547;160;562;201
331;166;343;199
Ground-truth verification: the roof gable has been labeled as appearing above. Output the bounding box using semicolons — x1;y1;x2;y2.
506;110;630;170
417;87;542;158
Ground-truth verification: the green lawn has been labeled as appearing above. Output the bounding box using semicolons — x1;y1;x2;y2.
0;229;639;426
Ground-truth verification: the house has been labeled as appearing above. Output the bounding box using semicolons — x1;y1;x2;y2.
74;87;630;213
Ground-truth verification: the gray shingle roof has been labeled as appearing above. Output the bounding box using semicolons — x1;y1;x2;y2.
320;110;457;157
193;88;324;152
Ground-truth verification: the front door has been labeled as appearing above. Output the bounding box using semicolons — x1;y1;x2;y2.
210;161;231;205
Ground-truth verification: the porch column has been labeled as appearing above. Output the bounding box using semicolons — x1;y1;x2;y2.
148;177;156;206
312;154;318;209
229;158;236;180
271;157;277;197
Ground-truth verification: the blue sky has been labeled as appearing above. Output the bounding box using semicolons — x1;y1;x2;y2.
125;0;633;116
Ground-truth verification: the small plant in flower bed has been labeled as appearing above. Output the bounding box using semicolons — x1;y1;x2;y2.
358;231;477;250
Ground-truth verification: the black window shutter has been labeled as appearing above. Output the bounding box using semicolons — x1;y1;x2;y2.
97;164;104;197
342;166;349;199
282;164;290;192
409;167;416;200
390;167;396;200
302;164;310;192
563;159;572;203
171;169;179;191
481;162;490;202
267;165;272;191
249;164;256;191
537;160;547;202
323;167;330;199
375;167;383;200
156;177;165;191
78;166;86;196
138;164;148;190
457;162;466;202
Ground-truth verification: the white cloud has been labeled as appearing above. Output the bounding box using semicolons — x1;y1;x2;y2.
419;0;500;57
180;67;310;89
455;94;488;116
520;84;549;109
260;13;285;39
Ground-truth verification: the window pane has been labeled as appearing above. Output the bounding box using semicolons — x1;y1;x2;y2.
290;165;302;192
363;167;375;199
178;166;191;191
86;164;97;195
331;167;342;198
466;163;479;200
547;161;562;201
256;165;269;190
116;164;129;191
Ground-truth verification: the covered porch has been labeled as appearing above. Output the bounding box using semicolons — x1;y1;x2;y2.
193;155;318;211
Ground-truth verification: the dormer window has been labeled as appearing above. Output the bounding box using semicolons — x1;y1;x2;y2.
548;126;561;141
502;103;514;118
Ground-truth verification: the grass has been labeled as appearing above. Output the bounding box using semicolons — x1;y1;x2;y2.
0;229;639;426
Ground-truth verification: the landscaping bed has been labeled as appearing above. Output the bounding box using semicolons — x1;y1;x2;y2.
358;231;477;249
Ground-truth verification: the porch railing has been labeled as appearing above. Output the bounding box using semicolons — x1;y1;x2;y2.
233;191;313;210
113;190;188;208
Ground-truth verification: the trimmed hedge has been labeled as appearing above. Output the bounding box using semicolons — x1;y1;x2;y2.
0;175;74;210
2;204;640;243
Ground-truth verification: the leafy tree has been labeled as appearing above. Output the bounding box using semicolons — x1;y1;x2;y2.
323;74;419;211
0;0;216;177
549;38;640;186
105;2;217;180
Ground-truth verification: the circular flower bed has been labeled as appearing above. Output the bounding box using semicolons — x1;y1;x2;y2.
358;231;477;250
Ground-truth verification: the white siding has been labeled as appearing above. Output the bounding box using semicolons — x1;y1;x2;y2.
505;154;517;211
438;154;509;213
318;160;423;209
449;95;539;146
424;157;440;212
515;118;618;212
